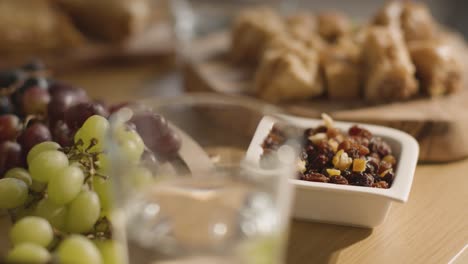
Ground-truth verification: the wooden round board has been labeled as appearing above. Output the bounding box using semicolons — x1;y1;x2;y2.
184;31;468;162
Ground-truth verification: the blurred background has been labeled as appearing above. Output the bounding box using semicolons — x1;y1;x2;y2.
0;0;466;72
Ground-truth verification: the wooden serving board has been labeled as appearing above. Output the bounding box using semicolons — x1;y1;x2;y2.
0;24;174;73
184;32;468;163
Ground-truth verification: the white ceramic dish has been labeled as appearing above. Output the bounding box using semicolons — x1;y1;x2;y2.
246;115;419;228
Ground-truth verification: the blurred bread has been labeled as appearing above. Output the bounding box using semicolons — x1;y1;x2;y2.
317;11;352;43
0;0;85;54
321;38;362;99
409;41;462;96
254;40;324;103
373;1;436;42
231;8;286;64
363;26;419;101
57;0;151;42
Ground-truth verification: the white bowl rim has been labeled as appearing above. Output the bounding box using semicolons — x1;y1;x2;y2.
245;114;420;203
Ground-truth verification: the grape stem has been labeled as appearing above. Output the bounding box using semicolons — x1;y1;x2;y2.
63;138;108;192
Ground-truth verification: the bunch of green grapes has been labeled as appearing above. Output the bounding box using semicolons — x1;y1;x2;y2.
0;114;151;264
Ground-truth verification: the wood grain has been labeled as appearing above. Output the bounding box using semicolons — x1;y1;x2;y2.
184;32;468;162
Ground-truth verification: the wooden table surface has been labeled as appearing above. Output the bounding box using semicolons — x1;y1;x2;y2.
3;62;466;264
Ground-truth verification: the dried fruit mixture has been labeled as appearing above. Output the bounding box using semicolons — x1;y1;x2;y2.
261;115;397;188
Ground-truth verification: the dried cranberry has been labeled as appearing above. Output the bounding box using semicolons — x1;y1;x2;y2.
338;139;352;152
378;161;393;175
330;175;348;184
349;172;374;186
304;128;314;137
308;154;329;170
369;137;392;157
302;172;329;183
381;171;395;185
348;125;373;139
365;158;379;174
353;136;370;147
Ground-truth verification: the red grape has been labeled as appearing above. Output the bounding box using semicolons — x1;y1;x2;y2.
21;86;51;116
0;115;21;143
0;141;23;176
0;97;15;115
131;113;181;159
65;102;109;130
51;120;74;147
17;123;51;154
48;89;89;125
0;70;24;90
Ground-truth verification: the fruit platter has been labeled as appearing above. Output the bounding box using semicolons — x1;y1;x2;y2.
0;61;183;263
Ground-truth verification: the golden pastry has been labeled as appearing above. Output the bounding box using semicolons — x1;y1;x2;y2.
363;26;419;101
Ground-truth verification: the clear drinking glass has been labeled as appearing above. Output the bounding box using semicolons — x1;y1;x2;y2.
107;94;298;264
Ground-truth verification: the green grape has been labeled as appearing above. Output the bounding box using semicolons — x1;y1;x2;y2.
29;150;69;183
94;240;127;264
66;191;101;233
93;177;113;212
74;115;110;152
47;165;84;205
96;153;110;175
5;168;32;186
114;126;145;163
27;141;61;166
30;180;47;193
6;243;51;264
14;204;35;221
10;216;53;247
0;178;28;209
57;235;103;264
35;198;67;231
127;166;153;189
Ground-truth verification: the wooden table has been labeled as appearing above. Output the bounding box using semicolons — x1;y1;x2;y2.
3;63;466;264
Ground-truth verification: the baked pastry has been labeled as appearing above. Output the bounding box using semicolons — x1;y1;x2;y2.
363;26;419;101
57;0;151;42
254;41;324;103
0;0;85;55
231;8;286;64
374;1;436;42
400;2;436;42
321;38;362;99
317;11;352;43
373;1;404;27
409;41;462;96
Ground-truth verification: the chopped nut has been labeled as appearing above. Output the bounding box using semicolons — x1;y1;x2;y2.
332;150;352;170
382;155;397;166
379;168;393;177
328;138;339;153
297;159;306;173
326;168;341;176
352;158;367;172
308;132;327;144
321;113;334;129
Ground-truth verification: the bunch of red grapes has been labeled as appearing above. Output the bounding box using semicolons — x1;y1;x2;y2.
0;61;181;176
